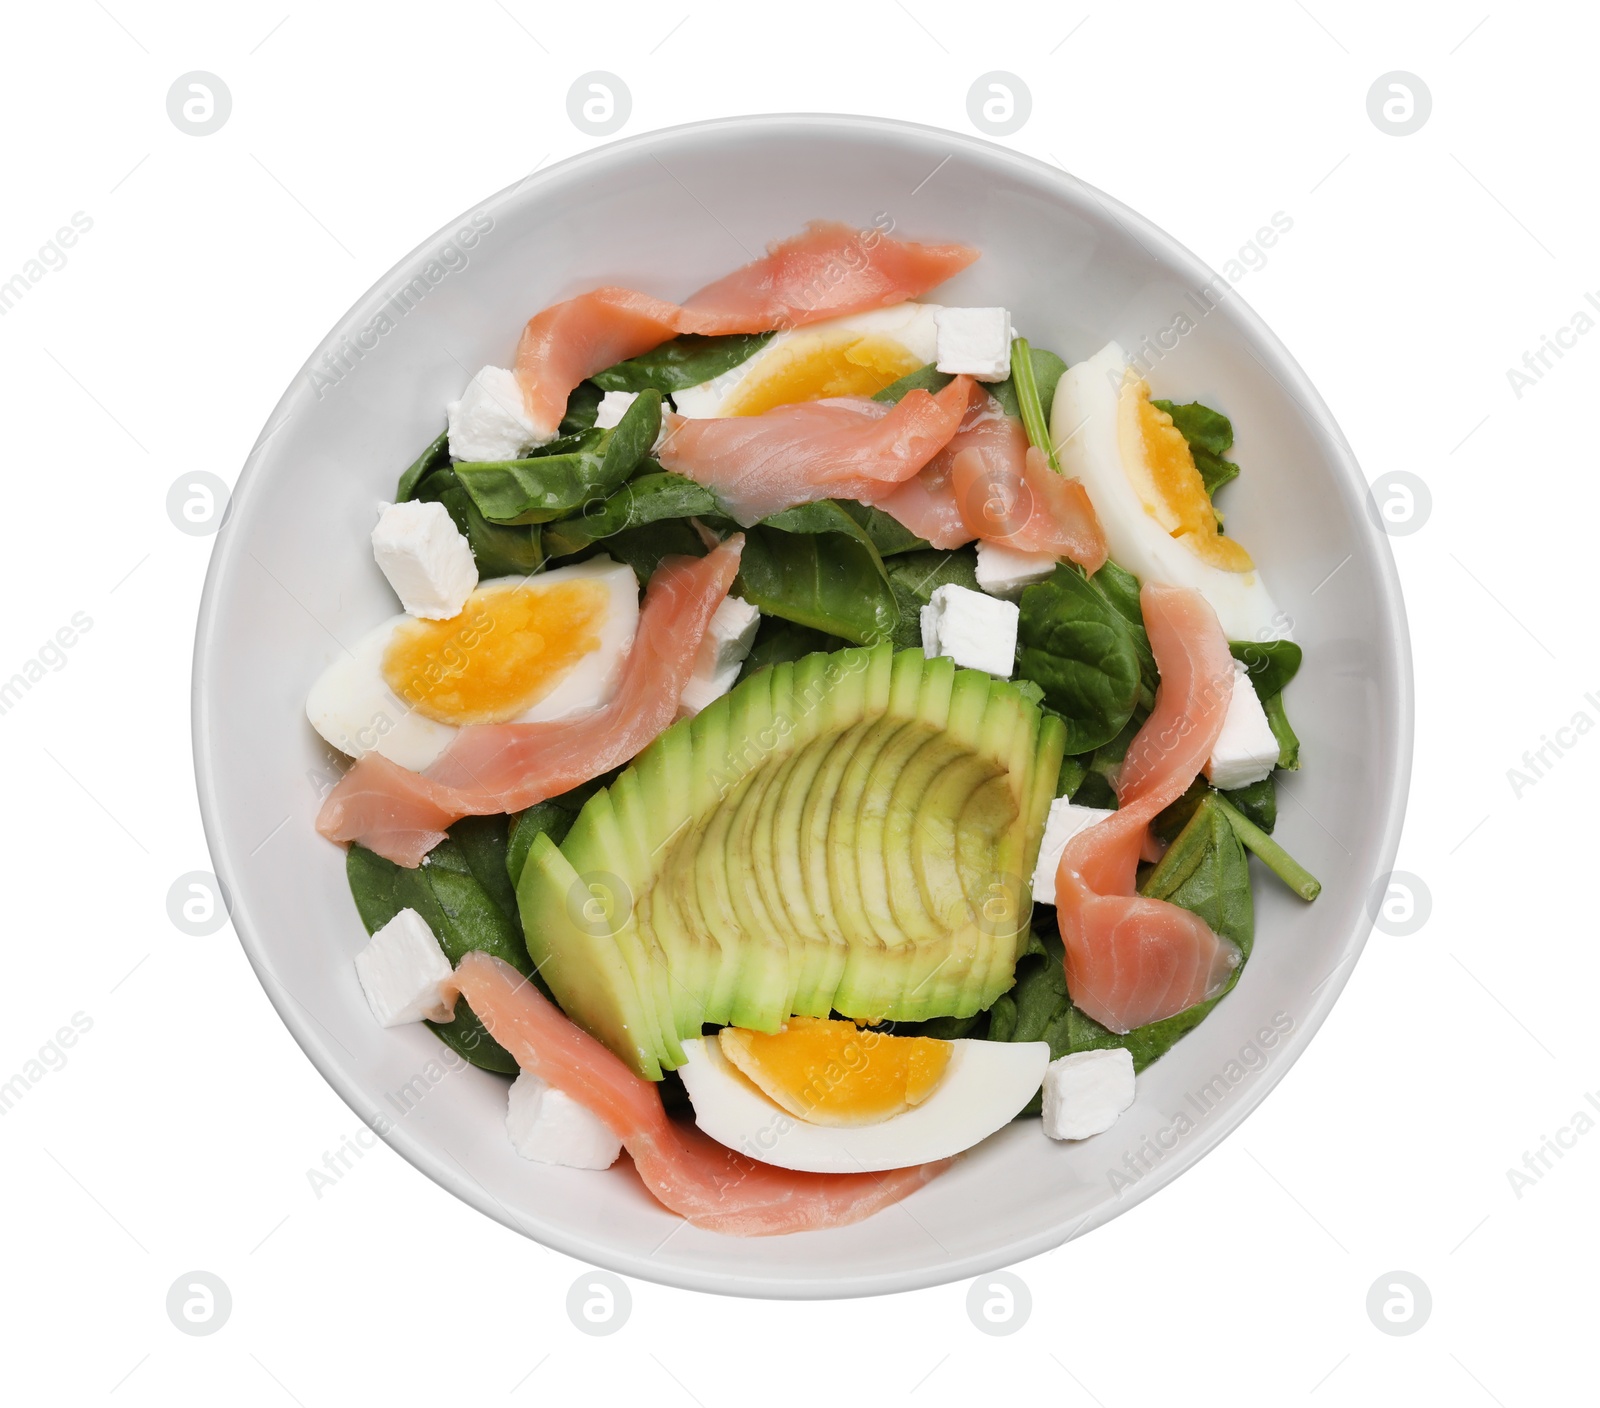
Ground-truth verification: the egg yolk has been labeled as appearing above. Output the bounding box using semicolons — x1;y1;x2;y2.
381;579;608;726
1117;373;1254;572
718;1017;952;1127
723;333;923;416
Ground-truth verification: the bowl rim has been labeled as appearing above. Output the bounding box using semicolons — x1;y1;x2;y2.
193;110;1414;1300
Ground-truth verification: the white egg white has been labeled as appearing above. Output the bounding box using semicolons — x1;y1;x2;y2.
671;303;943;418
1051;342;1288;641
305;556;639;772
676;1034;1050;1173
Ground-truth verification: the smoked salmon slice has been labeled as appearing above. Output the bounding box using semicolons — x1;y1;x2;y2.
675;220;978;334
511;222;979;442
447;951;948;1235
1054;583;1240;1032
316;538;744;866
872;384;1107;569
658;376;975;525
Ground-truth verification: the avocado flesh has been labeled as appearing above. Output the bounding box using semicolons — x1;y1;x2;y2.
518;642;1065;1077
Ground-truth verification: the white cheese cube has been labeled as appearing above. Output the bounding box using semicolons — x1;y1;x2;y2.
976;540;1058;599
371;500;479;619
1042;1047;1136;1140
1030;797;1115;904
446;365;545;462
506;1070;622;1169
593;389;638;430
353;908;453;1027
934;307;1013;381
920;584;1017;677
677;595;761;718
1206;662;1280;791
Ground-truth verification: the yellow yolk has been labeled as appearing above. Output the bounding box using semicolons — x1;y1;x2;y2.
381;579;608;725
723;333;923;416
717;1017;952;1127
1117;373;1254;572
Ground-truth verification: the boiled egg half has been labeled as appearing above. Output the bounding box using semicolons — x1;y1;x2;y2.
677;1018;1050;1172
672;304;941;418
1051;342;1286;640
306;557;639;771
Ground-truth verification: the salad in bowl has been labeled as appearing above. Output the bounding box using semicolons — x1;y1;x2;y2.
304;218;1321;1238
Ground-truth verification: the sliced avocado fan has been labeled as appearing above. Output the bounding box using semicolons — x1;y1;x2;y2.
518;643;1066;1079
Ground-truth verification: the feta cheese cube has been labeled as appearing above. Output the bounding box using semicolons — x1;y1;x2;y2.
446;365;545;462
1030;797;1115;904
920;584;1017;677
934;307;1013;381
506;1070;622;1169
371;500;479;619
975;540;1058;599
1042;1048;1136;1140
1206;661;1280;791
353;908;453;1027
593;389;638;430
678;595;762;718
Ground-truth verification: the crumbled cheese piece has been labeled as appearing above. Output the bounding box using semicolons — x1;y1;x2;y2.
975;540;1058;599
1207;661;1280;791
594;390;638;430
505;1070;622;1169
934;307;1013;381
371;499;478;619
353;909;453;1027
920;584;1017;677
678;596;762;718
446;365;544;462
1042;1048;1136;1140
1031;797;1115;904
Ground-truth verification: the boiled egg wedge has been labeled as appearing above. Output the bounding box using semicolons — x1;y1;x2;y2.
1051;342;1287;640
677;1018;1050;1173
672;304;941;417
306;557;638;771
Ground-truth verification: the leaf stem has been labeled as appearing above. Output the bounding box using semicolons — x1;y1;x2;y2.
1010;337;1059;471
1214;794;1322;901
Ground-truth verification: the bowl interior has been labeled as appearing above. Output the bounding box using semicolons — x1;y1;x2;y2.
194;115;1410;1298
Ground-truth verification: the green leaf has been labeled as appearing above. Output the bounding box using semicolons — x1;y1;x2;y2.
1229;639;1302;699
447;814;520;924
1213;794;1321;901
396;427;450;502
560;380;603;435
1092;559;1157;706
882;547;981;650
1008;339;1059;469
600;519;709;584
836;499;931;556
454;389;662;524
991;346;1067;429
736;616;850;683
872;363;953;404
542;473;720;558
1192;448;1240;498
1154;399;1240;502
736;501;900;646
1223;776;1276;834
413;467;542;579
1055;752;1089;799
591;333;773;394
507;802;578;891
1015;565;1142;753
1263;691;1300;770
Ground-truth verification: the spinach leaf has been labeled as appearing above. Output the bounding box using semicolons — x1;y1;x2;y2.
601;519;709;583
1016;566;1142;753
591;333;773;394
1229;639;1302;698
883;546;981;650
413;467;543;579
991;346;1067;429
447;813;520;924
507;802;578;891
1155;774;1275;839
737;616;850;683
542;473;719;559
737;501;900;646
1154;399;1239;499
1223;776;1276;833
1264;692;1300;769
345;829;542;1075
872;363;952;405
1213;794;1320;901
1055;752;1089;799
455;389;662;524
836;499;930;556
1093;560;1157;705
396;427;450;502
560;380;603;435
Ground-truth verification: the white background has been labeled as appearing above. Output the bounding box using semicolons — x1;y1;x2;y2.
1;0;1592;1402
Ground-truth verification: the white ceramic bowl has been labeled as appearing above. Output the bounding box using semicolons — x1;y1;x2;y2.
193;114;1412;1299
